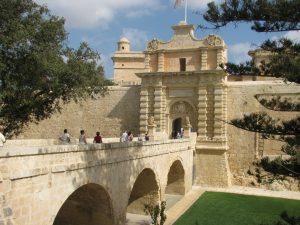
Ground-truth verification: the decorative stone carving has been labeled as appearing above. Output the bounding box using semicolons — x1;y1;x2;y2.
148;116;155;125
147;39;159;51
171;101;193;114
205;35;222;46
185;116;191;126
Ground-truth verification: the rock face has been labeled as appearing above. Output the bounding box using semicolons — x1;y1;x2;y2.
232;163;300;192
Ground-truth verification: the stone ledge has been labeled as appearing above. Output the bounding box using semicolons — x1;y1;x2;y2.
0;139;190;158
3;146;191;180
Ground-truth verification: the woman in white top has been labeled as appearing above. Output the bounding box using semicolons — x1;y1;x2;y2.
79;130;87;144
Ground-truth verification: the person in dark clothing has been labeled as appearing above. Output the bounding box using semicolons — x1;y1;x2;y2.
93;131;102;144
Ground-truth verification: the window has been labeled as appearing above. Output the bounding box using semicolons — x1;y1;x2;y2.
122;46;125;50
180;58;186;71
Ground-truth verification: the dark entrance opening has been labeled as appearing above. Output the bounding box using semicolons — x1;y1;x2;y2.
172;118;182;138
180;58;186;71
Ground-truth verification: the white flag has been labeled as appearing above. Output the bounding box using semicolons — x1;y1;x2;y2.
174;0;184;8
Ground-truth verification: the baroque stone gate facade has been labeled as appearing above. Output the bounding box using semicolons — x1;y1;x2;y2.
137;22;231;186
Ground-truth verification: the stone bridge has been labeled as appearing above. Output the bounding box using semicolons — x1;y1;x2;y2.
0;139;193;225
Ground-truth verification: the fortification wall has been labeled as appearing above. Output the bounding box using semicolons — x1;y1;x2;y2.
227;81;299;179
19;86;141;140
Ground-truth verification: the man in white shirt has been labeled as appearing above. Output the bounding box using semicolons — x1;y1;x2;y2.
0;126;6;147
59;129;71;144
121;131;128;142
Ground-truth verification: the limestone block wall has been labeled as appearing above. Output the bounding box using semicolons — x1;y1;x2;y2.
163;51;201;72
19;86;141;139
227;81;300;179
0;139;192;225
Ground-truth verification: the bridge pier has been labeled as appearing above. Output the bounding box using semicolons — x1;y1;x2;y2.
194;140;232;187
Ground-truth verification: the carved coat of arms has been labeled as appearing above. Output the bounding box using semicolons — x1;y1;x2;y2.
147;39;159;51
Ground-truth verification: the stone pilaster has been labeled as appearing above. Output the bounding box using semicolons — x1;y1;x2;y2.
201;49;207;70
139;86;149;133
216;49;223;68
197;86;207;140
154;85;163;132
161;87;167;133
206;86;215;139
222;85;228;140
145;53;150;72
158;52;164;72
195;79;231;188
213;85;223;139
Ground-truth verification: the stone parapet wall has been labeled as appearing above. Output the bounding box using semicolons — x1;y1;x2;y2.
0;139;193;225
19;86;141;140
227;81;300;179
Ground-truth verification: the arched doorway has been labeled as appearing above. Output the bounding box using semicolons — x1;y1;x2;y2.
168;101;197;138
127;168;159;215
172;118;182;138
53;183;114;225
165;160;185;195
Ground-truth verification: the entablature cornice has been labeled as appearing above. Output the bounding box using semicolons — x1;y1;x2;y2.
136;70;226;78
143;45;226;55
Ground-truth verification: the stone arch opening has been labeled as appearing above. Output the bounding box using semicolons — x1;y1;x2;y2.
172;117;182;138
53;183;114;225
168;100;197;137
166;160;185;195
127;168;160;214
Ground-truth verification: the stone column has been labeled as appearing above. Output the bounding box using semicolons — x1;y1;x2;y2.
157;52;164;72
201;49;207;70
197;86;207;140
139;86;149;133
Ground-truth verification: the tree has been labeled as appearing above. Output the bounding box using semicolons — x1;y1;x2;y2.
202;0;300;176
144;201;167;225
0;0;110;137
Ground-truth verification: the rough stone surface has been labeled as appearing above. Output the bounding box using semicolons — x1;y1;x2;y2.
18;86;140;139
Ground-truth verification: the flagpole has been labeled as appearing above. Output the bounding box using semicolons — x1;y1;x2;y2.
184;0;188;23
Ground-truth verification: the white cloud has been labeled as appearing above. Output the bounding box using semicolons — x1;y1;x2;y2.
170;0;222;9
229;42;254;64
121;28;148;50
126;10;152;18
188;0;221;9
284;31;300;42
35;0;162;28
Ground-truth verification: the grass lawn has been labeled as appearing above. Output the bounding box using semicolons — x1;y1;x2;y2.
174;192;300;225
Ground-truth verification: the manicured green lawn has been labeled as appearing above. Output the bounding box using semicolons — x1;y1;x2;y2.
174;192;300;225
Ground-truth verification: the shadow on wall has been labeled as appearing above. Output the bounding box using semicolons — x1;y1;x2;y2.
108;86;140;136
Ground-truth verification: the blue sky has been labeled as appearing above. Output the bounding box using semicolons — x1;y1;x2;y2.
36;0;300;79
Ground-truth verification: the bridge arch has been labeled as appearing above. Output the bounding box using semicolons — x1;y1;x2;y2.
53;183;114;225
127;168;160;214
165;159;185;195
